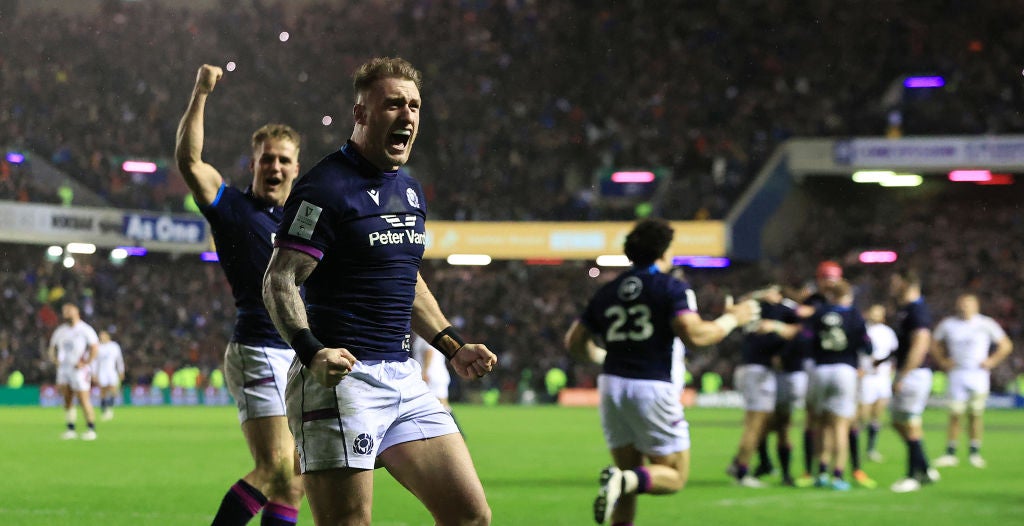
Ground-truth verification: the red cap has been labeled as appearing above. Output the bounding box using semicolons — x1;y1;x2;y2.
816;260;842;280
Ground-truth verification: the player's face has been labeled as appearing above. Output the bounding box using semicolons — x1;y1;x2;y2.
61;304;78;322
354;77;421;171
867;305;886;323
956;295;979;318
250;138;299;207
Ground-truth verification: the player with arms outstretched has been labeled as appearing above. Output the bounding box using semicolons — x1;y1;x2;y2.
176;64;303;525
565;218;760;525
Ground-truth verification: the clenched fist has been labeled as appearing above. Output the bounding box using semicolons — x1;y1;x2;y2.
450;343;498;380
194;64;223;94
308;347;358;388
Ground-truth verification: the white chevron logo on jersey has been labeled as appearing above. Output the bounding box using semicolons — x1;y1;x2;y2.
380;214;417;228
367;189;380;205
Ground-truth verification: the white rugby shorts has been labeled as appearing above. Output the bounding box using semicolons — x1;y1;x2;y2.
891;368;933;422
948;368;990;402
808;363;859;419
93;367;121;388
859;372;892;405
598;374;690;457
57;365;92;392
223;342;292;424
288;358;459;472
735;364;777;413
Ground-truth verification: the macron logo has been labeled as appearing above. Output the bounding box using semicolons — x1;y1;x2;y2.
367;189;380;206
380;214;417;228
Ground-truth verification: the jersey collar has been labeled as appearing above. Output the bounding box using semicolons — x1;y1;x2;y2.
340;141;399;180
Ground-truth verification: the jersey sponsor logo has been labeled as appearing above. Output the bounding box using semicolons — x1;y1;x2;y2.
617;276;643;301
367;189;380;206
352;433;374;455
288;200;322;240
406;188;420;208
381;214;417;228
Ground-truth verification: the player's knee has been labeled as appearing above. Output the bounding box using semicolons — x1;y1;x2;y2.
967;393;986;416
948;400;966;416
444;502;491;526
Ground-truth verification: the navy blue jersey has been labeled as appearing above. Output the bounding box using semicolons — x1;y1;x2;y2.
741;300;800;367
806;304;870;367
275;142;426;361
579;267;696;382
200;184;289;347
894;298;931;370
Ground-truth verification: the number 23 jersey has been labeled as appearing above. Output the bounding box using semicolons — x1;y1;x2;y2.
580;267;695;382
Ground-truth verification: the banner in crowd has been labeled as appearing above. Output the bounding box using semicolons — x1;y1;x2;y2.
833;136;1024;168
423;221;727;259
0;202;208;252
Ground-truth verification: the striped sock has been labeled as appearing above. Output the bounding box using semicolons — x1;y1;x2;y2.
212;479;266;526
261;502;299;525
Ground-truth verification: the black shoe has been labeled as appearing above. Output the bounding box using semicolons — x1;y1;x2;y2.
753;463;775;478
780;475;796;487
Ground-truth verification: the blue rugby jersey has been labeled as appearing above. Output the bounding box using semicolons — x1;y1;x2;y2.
579;266;695;383
894;298;932;371
275;141;426;362
200;184;289;348
805;303;870;367
741;300;799;367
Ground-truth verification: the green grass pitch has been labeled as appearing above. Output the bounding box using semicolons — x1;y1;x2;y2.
1;404;1021;525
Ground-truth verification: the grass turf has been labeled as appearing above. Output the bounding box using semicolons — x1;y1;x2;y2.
0;404;1021;525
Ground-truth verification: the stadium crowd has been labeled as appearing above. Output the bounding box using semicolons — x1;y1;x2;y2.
2;0;1024;219
3;180;1024;397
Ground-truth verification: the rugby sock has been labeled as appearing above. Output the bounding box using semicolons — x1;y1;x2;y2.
777;442;792;478
87;421;95;431
832;468;844;481
802;429;814;474
818;461;828;476
907;439;926;478
867;422;880;452
261;502;299;525
849;428;861;470
756;437;771;469
212;479;267;525
66;408;77;429
969;440;981;455
618;468;647;494
946;440;957;456
734;462;749;479
99;397;108;412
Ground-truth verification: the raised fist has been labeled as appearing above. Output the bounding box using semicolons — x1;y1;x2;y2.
195;64;223;94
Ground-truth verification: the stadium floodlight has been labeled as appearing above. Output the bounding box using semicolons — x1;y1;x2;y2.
610;171;656;183
117;246;148;256
595;255;631;267
852;171;895;183
46;245;64;257
6;152;25;164
66;242;97;254
446;254;492;266
588;267;601;278
879;174;923;187
904;76;945;88
322;115;333;126
859;250;899;264
949;170;992;182
279;31;290;42
673;256;730;268
200;251;220;262
122;160;158;173
226;61;237;72
62;256;75;268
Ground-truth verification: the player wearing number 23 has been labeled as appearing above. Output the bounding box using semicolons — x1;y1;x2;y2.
565;218;760;525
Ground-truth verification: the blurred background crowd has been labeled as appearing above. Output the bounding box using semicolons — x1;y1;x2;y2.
1;0;1023;398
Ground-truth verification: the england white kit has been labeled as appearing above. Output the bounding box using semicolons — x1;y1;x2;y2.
860;322;897;404
933;314;1006;403
93;341;125;388
50;321;99;392
412;334;451;400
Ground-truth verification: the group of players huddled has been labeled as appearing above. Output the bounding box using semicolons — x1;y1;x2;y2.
570;221;1012;525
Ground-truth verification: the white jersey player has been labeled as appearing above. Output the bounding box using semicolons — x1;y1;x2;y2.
411;333;453;409
860;304;897;462
48;303;100;440
93;330;125;421
931;294;1012;469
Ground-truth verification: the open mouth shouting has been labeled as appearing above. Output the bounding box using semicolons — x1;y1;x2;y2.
388;129;413;155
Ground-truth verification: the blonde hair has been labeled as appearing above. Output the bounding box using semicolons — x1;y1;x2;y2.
353;57;423;99
251;124;301;155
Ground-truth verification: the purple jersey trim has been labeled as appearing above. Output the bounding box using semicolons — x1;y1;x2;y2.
275;239;324;260
675;308;695;317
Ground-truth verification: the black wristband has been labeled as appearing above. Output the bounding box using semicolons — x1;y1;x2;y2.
291;328;325;368
431;326;466;361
